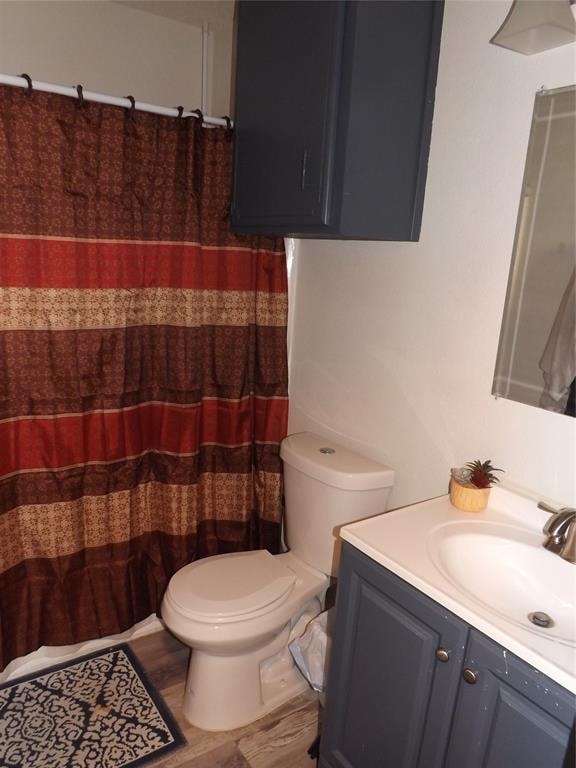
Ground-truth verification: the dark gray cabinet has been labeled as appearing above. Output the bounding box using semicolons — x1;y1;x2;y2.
231;1;444;241
446;630;575;768
319;542;468;767
319;542;575;768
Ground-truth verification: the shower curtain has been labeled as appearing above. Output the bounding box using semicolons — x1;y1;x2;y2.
0;85;288;670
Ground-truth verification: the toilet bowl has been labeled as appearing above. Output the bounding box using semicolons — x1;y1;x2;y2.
162;550;328;731
161;432;395;731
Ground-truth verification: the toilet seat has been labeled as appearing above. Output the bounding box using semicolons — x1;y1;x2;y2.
167;550;296;620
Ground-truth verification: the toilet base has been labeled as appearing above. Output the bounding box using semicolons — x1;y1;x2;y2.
182;623;310;731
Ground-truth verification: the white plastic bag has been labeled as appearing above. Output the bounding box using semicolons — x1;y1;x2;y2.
289;609;333;692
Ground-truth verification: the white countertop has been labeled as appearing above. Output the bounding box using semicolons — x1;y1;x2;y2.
340;485;576;694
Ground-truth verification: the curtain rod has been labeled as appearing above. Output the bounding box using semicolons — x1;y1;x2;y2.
0;73;232;127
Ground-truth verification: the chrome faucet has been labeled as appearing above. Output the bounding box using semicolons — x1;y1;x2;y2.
538;502;576;563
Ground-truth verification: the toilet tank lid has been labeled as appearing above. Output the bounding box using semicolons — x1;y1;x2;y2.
280;432;395;491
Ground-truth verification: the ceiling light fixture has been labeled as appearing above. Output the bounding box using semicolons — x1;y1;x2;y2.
490;0;576;55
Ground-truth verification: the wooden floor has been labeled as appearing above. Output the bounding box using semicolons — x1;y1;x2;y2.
129;630;321;768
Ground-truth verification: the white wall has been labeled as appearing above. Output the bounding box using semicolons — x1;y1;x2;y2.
0;0;233;115
116;0;235;116
288;1;576;510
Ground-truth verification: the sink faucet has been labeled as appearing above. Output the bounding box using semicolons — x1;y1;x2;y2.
538;502;576;563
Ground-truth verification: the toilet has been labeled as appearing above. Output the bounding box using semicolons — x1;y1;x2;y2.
161;432;395;731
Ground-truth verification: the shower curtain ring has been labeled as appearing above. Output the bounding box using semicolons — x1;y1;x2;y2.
193;108;204;124
125;95;136;112
20;73;33;91
221;116;232;130
175;106;184;118
76;84;84;106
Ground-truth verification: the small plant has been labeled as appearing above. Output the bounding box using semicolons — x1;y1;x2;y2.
451;460;503;489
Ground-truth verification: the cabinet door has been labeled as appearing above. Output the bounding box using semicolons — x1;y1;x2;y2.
445;630;575;768
320;543;469;768
335;0;444;240
231;1;344;232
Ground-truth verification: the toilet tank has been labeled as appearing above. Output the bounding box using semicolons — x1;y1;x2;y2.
280;432;395;576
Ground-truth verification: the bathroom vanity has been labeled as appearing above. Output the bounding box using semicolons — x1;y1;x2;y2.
319;488;576;767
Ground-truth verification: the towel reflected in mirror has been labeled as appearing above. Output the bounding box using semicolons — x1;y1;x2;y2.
539;268;576;416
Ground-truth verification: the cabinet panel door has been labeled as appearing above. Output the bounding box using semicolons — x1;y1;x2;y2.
446;630;575;768
231;1;344;231
336;0;444;240
320;543;468;768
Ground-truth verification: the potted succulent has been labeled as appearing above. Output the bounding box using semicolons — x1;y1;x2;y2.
449;460;503;513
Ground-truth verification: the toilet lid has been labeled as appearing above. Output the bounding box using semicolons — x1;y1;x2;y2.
168;550;296;619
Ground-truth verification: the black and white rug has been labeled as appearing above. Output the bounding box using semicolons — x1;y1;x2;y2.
0;644;185;768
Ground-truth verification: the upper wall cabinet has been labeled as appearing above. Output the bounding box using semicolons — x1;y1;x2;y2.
230;0;444;241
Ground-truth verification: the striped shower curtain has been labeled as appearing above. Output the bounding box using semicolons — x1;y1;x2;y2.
0;85;288;670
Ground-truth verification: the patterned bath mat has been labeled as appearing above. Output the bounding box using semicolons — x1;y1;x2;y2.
0;644;185;768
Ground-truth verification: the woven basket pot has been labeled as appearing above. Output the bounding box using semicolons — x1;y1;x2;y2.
449;478;490;513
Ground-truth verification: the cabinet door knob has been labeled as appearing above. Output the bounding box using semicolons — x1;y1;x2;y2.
462;668;479;684
435;648;450;663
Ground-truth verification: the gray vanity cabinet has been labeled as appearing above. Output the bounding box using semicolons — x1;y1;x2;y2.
231;1;444;241
445;630;575;768
319;542;575;768
319;542;469;768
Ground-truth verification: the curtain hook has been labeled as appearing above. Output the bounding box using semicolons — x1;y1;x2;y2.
20;73;33;92
124;96;136;119
124;95;136;121
193;108;204;125
76;84;84;106
175;106;184;118
221;116;232;130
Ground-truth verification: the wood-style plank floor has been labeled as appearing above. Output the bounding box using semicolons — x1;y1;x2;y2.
128;630;320;768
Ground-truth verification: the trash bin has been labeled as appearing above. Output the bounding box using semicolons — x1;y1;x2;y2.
289;608;333;693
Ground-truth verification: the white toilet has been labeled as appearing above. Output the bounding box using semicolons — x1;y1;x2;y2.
161;432;395;731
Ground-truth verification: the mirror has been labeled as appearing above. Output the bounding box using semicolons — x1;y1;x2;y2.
493;85;575;417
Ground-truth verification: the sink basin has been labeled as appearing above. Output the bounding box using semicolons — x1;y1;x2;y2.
428;521;575;646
